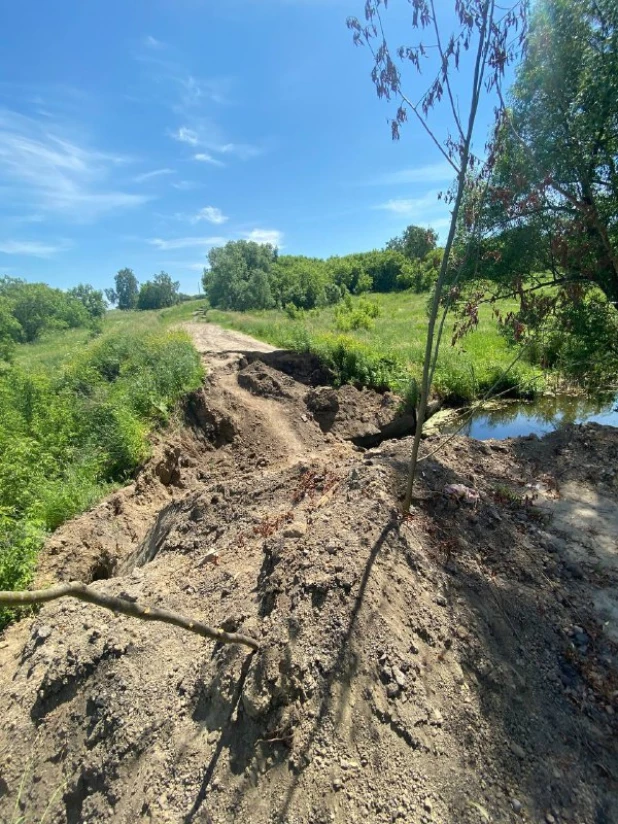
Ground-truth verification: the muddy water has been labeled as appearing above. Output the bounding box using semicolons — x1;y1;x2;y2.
448;392;618;440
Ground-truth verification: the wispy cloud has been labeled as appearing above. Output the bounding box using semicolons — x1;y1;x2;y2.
134;45;232;111
244;228;283;247
133;167;174;183
170;126;199;146
193;152;224;166
134;44;263;165
143;35;165;49
0;239;71;257
0;108;150;221
219;142;262;161
190;206;228;225
149;236;226;251
377;191;444;217
171;180;201;191
170;122;262;163
177;75;232;109
377;190;450;237
371;162;455;186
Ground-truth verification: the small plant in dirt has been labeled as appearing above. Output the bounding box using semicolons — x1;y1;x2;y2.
292;469;340;504
253;512;294;538
492;484;547;520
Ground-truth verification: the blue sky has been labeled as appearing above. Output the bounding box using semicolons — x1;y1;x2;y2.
0;0;504;295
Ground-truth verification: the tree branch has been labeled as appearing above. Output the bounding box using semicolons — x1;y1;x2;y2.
400;92;461;173
0;582;260;651
429;0;465;141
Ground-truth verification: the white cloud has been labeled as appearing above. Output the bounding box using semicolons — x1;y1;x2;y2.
0;108;150;221
143;35;165;49
170;126;199;146
191;206;228;225
149;236;226;251
171;180;200;191
0;239;70;257
377;191;444;217
169;124;261;162
376;190;451;239
133;167;174;183
177;75;231;109
193;152;224;166
218;142;263;161
372;162;455;186
244;229;283;247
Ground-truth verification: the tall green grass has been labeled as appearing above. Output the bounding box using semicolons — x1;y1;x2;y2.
0;309;205;629
204;291;543;403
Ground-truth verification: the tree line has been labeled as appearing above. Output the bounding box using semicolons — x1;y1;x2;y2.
201;225;440;312
105;269;183;312
0;277;106;361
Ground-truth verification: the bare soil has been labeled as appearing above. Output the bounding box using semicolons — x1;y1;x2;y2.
1;322;617;824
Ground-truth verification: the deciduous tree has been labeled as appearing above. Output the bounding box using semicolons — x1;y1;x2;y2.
348;0;528;510
472;0;618;306
387;225;438;261
137;272;180;311
111;268;139;311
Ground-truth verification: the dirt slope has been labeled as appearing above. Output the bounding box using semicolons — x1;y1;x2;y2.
0;322;617;824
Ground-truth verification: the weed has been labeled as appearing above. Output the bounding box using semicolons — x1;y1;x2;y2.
253;512;293;538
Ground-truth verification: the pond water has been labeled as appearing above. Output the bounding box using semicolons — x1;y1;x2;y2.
446;393;618;441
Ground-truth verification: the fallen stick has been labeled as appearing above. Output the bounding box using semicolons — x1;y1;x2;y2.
0;582;260;651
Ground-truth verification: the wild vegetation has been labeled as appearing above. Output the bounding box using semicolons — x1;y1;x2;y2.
455;0;618;385
0;304;204;628
202;232;441;313
105;267;188;312
205;290;542;403
0;276;106;362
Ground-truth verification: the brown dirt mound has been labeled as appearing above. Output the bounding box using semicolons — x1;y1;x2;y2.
306;385;416;447
0;323;617;824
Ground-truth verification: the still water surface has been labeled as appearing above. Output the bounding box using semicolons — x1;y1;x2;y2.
447;393;618;440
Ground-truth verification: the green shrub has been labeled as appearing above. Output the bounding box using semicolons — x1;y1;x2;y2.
310;333;400;390
0;515;43;628
334;296;381;332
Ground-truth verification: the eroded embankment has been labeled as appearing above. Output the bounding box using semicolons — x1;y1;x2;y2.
0;323;617;824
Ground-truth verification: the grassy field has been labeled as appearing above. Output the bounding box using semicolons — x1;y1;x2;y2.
14;299;208;374
204;291;544;403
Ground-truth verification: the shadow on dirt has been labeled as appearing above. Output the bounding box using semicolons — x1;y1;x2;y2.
389;445;618;821
184;651;257;824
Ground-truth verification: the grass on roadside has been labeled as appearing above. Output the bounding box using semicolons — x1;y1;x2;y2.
203;291;544;403
0;302;206;628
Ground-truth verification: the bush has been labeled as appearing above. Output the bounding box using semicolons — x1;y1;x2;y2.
285;303;304;320
0;515;43;628
310;333;400;390
535;296;618;389
334;296;381;331
395;250;441;292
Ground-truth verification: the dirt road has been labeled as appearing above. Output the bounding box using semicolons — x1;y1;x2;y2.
0;320;617;824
